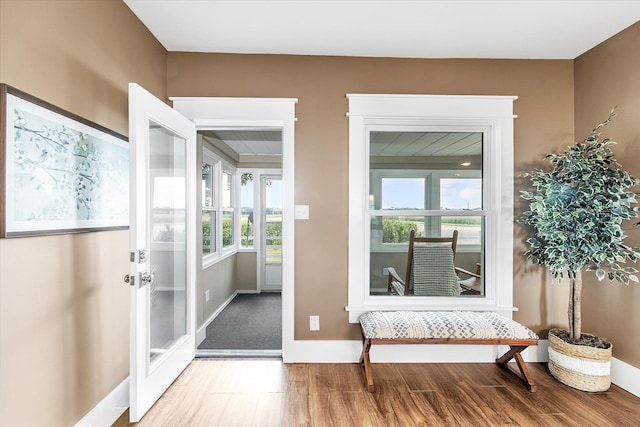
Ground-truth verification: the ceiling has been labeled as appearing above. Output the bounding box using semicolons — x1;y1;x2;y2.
129;1;638;156
124;1;640;60
370;132;481;157
204;129;283;155
369;132;482;169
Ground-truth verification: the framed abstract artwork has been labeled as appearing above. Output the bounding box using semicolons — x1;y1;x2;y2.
0;84;129;237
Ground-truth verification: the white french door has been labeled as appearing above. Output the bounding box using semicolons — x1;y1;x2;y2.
128;83;197;422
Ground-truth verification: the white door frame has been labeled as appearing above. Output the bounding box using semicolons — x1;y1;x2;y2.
171;97;296;359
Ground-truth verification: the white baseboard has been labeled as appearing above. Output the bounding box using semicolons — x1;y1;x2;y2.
367;341;549;363
282;339;549;364
74;377;128;427
283;339;640;398
196;291;238;345
283;339;363;363
611;357;640;398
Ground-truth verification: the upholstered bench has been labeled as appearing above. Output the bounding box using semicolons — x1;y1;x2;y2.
358;311;539;392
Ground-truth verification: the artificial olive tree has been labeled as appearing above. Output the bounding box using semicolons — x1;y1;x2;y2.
520;110;640;342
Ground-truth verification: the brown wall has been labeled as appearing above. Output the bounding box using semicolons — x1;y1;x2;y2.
168;53;575;341
574;22;640;367
0;1;167;426
236;252;258;292
201;256;237;327
1;2;637;424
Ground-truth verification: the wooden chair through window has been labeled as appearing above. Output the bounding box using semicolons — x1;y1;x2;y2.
386;230;481;296
458;263;482;295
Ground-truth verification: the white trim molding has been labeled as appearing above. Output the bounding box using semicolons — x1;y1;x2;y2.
196;291;238;346
611;357;640;398
171;97;297;362
346;93;517;322
284;339;639;398
73;378;129;427
284;339;546;364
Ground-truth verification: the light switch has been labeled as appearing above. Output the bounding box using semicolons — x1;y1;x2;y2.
309;315;320;331
295;204;309;220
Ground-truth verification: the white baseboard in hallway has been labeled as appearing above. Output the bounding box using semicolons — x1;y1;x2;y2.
196;291;238;345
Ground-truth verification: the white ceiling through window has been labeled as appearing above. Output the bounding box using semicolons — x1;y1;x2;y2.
370;132;481;157
206;129;283;155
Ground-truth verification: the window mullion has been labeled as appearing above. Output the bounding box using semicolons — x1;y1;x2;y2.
370;209;485;216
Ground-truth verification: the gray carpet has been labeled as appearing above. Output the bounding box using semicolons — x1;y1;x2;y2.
198;293;282;350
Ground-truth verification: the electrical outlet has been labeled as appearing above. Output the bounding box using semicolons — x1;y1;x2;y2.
205;290;210;302
295;205;309;220
309;315;320;331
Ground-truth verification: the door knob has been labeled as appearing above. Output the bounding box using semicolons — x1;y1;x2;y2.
124;274;135;286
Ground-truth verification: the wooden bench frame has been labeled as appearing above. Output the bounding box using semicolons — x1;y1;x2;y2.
359;334;538;392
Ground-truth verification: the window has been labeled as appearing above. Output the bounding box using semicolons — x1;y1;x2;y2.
264;177;283;264
370;168;482;251
153;176;186;243
369;135;485;294
347;94;516;322
222;170;234;248
202;148;238;265
440;178;482;247
202;161;216;255
240;173;255;248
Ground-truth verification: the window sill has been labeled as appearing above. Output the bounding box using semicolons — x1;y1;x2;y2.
202;248;237;270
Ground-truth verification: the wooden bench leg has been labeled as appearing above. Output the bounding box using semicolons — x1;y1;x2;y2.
496;345;537;392
360;338;375;392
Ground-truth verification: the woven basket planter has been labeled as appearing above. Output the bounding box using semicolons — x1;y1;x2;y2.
548;328;612;392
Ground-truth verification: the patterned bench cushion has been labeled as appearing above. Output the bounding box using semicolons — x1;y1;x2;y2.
359;311;538;340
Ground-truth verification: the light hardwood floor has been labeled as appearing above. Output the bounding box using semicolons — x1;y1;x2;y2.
114;359;640;427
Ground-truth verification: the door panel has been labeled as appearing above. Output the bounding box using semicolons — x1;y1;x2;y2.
262;176;282;291
148;123;187;363
128;83;196;422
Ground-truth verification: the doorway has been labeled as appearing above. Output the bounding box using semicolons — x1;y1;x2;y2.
171;96;297;360
196;129;283;355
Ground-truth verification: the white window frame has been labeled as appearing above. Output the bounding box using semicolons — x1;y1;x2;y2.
346;94;517;322
202;148;238;268
370;168;482;253
237;169;258;252
221;165;237;254
201;151;219;261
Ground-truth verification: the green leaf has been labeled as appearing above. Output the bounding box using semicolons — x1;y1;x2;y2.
596;269;606;281
526;238;541;248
